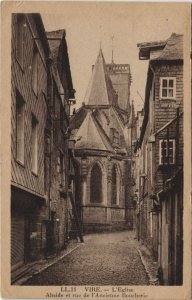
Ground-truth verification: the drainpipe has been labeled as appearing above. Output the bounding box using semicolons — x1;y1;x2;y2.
176;107;179;166
149;62;155;196
46;56;54;222
48;125;53;221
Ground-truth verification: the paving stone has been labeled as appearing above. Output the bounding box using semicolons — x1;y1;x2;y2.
24;231;149;286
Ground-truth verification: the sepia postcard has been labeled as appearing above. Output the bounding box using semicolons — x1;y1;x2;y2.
1;1;191;299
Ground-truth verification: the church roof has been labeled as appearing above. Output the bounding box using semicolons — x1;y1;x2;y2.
84;49;118;106
74;110;113;151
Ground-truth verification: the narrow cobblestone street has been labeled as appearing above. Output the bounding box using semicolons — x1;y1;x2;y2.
25;231;149;286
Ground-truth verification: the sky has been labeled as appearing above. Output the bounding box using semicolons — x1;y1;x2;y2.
41;3;187;112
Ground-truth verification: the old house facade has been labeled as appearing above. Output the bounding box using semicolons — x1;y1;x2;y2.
70;49;135;232
11;14;50;272
11;14;75;280
44;29;76;255
135;33;183;285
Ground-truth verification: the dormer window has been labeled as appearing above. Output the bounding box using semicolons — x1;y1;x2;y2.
110;128;119;146
160;77;176;100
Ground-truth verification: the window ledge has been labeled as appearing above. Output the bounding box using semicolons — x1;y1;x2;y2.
111;204;120;208
16;57;24;73
86;203;106;207
160;99;177;109
32;171;38;177
158;164;175;169
160;98;176;101
31;87;38;98
16;159;25;168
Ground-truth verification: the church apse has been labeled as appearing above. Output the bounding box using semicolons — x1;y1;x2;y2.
70;48;135;232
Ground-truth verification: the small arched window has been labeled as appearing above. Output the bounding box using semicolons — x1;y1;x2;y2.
111;165;117;205
90;164;102;203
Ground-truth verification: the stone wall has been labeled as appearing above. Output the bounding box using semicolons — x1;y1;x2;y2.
74;153;132;231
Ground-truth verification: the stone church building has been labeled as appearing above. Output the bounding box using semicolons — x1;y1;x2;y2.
70;49;135;232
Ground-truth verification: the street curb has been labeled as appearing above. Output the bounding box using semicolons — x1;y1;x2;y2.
137;247;160;286
16;243;82;285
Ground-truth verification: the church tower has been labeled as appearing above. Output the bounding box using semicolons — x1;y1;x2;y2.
70;48;134;232
106;63;132;113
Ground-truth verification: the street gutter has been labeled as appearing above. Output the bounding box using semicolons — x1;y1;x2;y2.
13;242;83;286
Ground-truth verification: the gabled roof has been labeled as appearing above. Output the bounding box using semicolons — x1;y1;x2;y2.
136;33;183;149
137;40;166;49
137;33;183;61
46;30;66;103
84;49;117;106
153;33;183;61
74;110;113;151
69;107;88;131
46;30;66;61
46;29;75;100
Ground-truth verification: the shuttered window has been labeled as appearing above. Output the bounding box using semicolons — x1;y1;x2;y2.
16;92;25;164
11;213;25;268
31;114;38;174
32;45;39;95
16;14;25;67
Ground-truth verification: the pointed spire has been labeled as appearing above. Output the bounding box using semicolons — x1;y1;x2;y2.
128;100;135;128
111;35;114;64
84;49;117;106
99;25;102;51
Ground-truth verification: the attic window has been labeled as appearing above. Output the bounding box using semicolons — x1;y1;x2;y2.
160;77;176;100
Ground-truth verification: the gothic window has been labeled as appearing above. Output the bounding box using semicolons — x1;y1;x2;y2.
90;164;102;203
111;165;117;205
